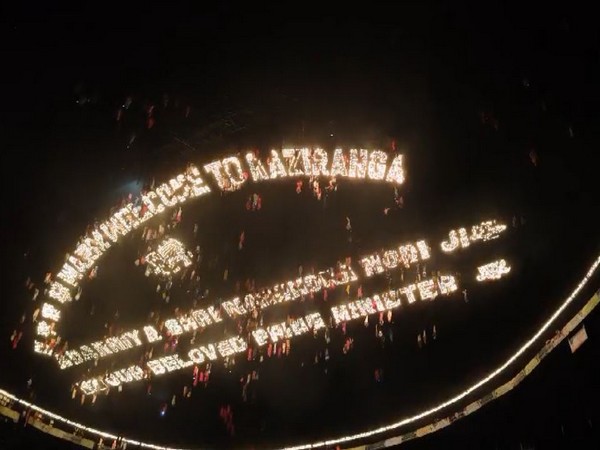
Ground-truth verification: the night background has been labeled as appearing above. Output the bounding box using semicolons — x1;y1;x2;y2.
1;3;599;450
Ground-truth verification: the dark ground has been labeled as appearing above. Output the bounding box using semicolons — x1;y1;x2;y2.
1;3;599;449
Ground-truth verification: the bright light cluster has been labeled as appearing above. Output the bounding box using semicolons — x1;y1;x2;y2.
36;321;55;337
56;262;83;287
48;281;72;304
203;158;246;191
476;259;511;281
385;154;405;184
145;238;193;277
348;149;368;178
282;148;309;177
330;275;458;324
330;148;348;177
245;152;270;181
360;240;431;277
471;220;507;242
41;303;61;322
34;165;211;344
441;220;507;253
203;148;405;188
33;340;54;356
268;150;288;179
104;365;146;387
54;330;144;369
367;150;388;180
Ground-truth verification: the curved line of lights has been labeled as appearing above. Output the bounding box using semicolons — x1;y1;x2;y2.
2;254;597;450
